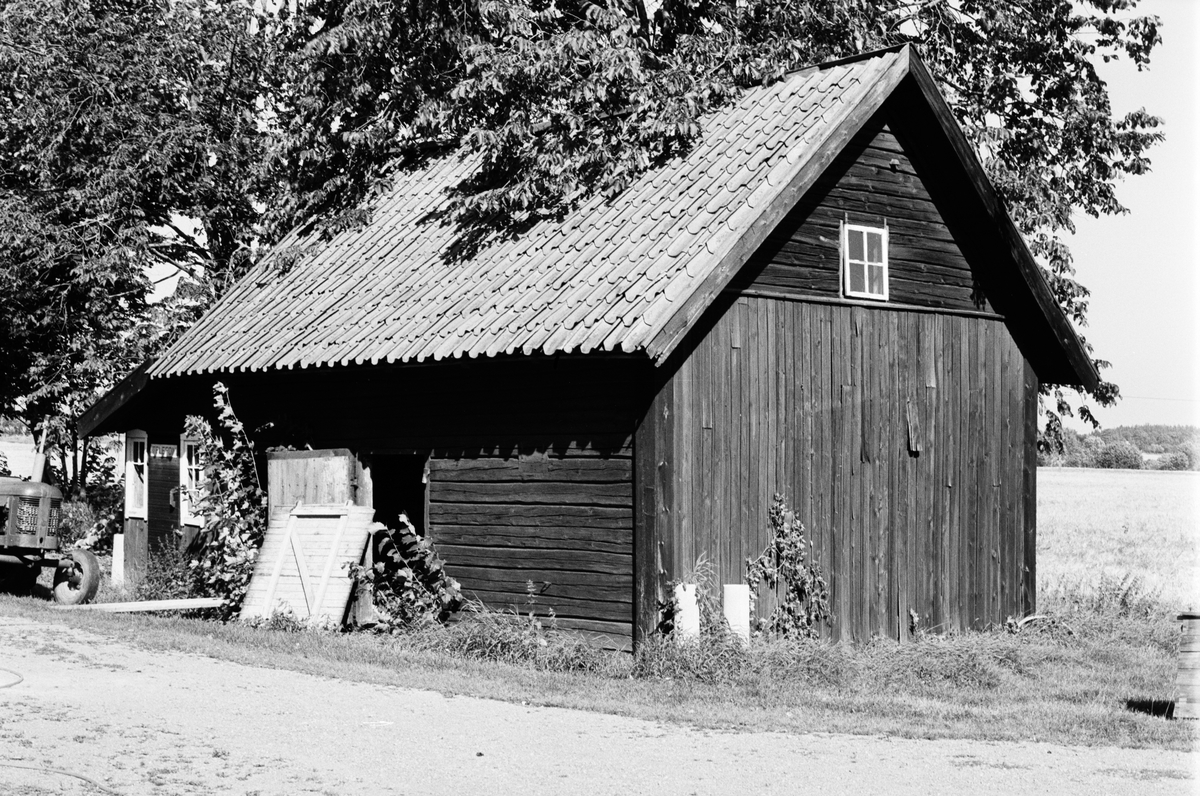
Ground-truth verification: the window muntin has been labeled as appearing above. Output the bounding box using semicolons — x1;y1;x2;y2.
125;430;148;520
179;437;204;527
842;223;888;301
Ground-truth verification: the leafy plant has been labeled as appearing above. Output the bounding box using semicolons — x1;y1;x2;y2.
349;513;463;629
183;384;268;618
745;494;831;638
133;541;196;602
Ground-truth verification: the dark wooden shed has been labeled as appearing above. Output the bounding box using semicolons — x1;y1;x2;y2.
82;46;1097;649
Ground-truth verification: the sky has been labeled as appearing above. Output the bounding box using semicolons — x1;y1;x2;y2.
1065;0;1200;430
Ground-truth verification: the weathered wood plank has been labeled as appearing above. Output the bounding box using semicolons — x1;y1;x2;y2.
461;588;632;622
428;458;633;482
428;481;632;507
430;525;630;551
435;545;631;575
428;503;632;528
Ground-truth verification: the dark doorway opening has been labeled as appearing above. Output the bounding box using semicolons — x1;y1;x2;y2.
367;454;428;537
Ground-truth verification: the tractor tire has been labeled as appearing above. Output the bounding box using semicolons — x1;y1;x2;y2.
0;562;38;595
53;549;101;605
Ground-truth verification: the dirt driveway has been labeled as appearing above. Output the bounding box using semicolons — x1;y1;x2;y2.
0;615;1194;795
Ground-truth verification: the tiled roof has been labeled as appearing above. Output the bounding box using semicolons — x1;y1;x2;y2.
150;50;908;377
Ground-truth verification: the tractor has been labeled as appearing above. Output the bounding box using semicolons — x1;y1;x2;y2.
0;476;100;604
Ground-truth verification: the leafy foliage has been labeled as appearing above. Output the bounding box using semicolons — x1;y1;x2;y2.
0;0;275;493
183;384;268;617
1094;439;1143;470
0;0;1167;466
745;494;831;638
349;513;463;628
1038;424;1198;470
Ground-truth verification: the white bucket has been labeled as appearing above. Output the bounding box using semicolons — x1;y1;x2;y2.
111;534;125;588
674;583;700;639
723;584;751;644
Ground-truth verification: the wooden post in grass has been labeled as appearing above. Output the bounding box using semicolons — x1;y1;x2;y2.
1175;612;1200;719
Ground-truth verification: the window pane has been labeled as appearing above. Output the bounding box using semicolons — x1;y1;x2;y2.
868;264;885;295
849;262;866;293
132;464;145;507
848;229;864;260
867;231;883;263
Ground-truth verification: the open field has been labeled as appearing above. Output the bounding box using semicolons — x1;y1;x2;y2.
1037;468;1198;609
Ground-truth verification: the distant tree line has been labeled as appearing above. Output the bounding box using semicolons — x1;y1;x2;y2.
1039;424;1199;471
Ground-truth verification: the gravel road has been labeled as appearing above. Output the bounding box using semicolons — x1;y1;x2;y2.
0;615;1194;795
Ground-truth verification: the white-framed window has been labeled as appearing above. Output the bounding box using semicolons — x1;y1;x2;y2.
842;222;889;301
179;436;204;527
124;430;148;520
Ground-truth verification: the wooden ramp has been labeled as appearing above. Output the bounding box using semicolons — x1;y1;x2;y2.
240;502;375;625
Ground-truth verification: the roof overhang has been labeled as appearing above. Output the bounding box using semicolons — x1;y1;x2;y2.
78;360;153;438
647;45;1099;391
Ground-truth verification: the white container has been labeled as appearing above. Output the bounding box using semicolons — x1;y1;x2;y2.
111;533;125;588
674;583;700;639
723;584;751;644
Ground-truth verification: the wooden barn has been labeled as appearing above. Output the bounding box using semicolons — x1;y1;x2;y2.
81;46;1097;649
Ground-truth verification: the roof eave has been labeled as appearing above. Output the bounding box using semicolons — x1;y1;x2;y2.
645;47;915;362
78;359;153;438
901;50;1100;391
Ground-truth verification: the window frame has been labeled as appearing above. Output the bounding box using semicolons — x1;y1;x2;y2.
179;436;204;527
124;430;148;520
841;222;889;302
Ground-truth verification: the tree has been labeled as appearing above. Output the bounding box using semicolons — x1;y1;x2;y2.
1094;438;1143;469
266;0;1160;441
0;0;275;493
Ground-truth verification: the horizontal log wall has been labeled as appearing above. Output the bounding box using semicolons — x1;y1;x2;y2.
664;296;1032;640
427;456;634;648
218;355;642;648
731;118;991;314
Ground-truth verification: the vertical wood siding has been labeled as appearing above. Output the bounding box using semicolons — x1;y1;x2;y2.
731;119;991;314
663;297;1033;640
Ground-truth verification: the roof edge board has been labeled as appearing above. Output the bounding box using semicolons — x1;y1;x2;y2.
78;359;153;438
645;48;913;362
901;49;1100;391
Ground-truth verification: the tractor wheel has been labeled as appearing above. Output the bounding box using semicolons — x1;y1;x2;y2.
53;549;101;605
0;562;38;595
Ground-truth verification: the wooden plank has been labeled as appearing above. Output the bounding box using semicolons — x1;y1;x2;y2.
435;545;631;575
430;525;630;551
462;588;631;623
428;481;632;507
449;567;632;595
60;597;226;613
1022;357;1039;615
633;372;666;646
428;458;632;482
428;503;632;527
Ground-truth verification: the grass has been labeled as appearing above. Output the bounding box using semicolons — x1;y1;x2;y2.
1037;468;1198;608
0;467;1193;751
1;577;1191;751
